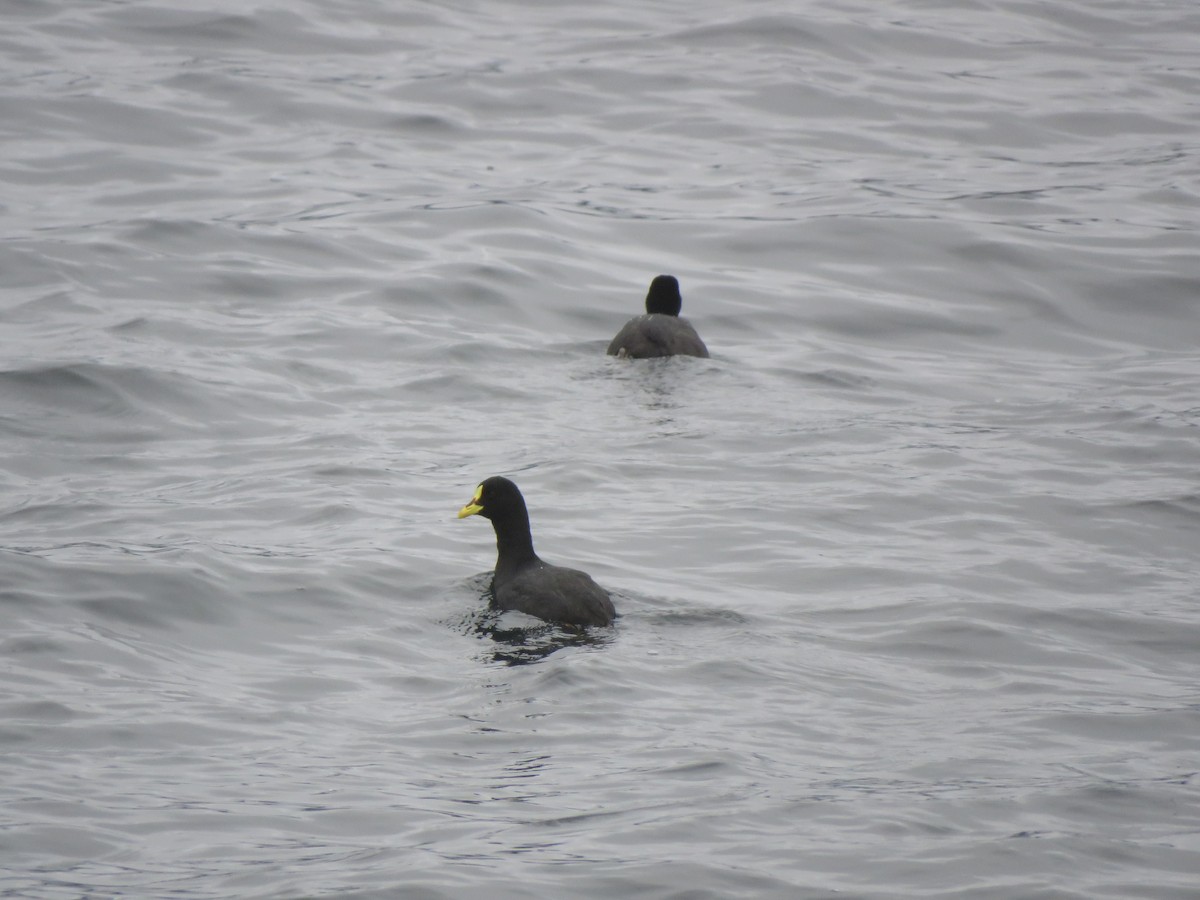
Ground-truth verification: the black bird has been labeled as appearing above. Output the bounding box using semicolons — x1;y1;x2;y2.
457;476;616;627
606;274;709;359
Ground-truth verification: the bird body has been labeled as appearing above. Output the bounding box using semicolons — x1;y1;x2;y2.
494;559;613;627
607;313;708;359
458;477;616;627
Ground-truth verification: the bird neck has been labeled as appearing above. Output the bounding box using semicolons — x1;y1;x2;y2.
492;509;537;571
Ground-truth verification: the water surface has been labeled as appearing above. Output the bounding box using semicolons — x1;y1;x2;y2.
2;0;1198;897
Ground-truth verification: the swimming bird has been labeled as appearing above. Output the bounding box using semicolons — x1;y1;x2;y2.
457;476;616;627
606;274;709;359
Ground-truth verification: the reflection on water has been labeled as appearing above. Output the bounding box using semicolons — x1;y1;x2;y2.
463;588;616;666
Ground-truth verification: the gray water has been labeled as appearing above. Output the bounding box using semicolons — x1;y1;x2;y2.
2;1;1198;897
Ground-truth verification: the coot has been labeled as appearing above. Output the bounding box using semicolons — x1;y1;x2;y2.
606;274;709;359
458;476;616;627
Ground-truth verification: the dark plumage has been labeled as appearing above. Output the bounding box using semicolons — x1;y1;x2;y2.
606;274;709;359
457;476;616;627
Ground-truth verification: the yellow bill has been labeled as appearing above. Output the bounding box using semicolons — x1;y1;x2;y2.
457;484;484;518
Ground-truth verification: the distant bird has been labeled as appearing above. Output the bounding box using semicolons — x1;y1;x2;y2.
457;476;616;627
606;274;709;359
